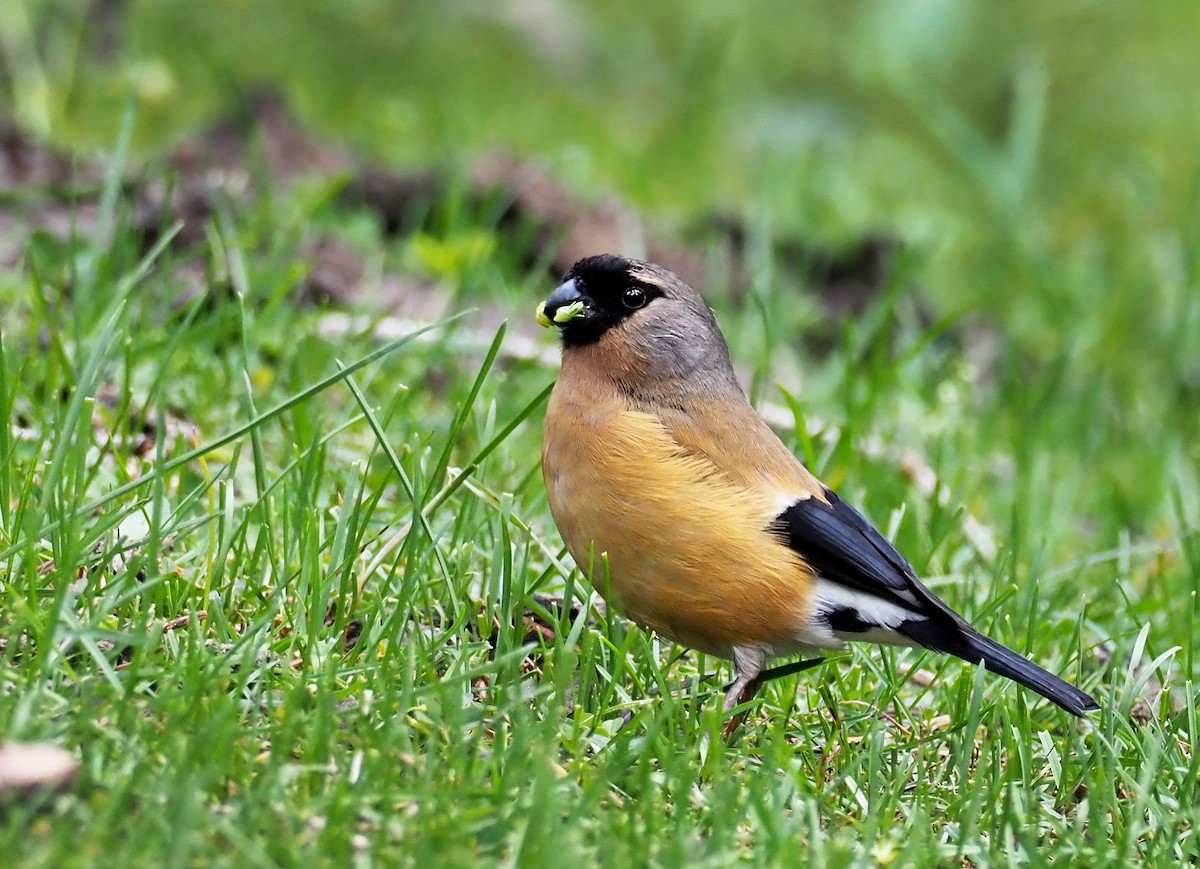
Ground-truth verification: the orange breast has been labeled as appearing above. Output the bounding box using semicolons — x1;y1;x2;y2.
542;384;817;658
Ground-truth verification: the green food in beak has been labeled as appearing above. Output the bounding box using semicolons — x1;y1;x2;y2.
553;300;584;323
536;299;585;328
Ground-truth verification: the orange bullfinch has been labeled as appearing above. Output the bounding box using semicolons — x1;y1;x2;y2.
537;253;1098;718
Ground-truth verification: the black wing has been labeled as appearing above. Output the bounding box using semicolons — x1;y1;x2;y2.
768;488;957;621
768;488;1099;716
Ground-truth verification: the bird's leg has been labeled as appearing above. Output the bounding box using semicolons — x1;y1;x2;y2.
722;646;767;738
722;653;828;739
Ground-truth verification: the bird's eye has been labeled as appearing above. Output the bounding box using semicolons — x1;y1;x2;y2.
621;287;648;310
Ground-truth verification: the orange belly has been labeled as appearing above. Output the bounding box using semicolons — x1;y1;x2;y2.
542;390;816;657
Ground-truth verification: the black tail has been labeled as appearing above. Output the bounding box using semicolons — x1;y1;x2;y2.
936;628;1104;715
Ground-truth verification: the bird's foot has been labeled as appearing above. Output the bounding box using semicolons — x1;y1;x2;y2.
720;657;826;740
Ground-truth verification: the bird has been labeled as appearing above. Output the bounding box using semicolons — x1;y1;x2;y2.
536;253;1098;721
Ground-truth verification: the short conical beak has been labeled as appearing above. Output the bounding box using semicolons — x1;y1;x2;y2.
536;279;586;328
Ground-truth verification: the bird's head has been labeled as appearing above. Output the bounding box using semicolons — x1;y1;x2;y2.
537;254;739;395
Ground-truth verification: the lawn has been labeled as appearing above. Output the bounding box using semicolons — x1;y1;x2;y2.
1;2;1198;866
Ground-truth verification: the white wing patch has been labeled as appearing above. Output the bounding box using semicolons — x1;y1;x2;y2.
815;581;919;628
790;579;927;650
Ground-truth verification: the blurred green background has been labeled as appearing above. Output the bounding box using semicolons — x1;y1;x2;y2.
4;0;1200;526
9;3;1200;359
